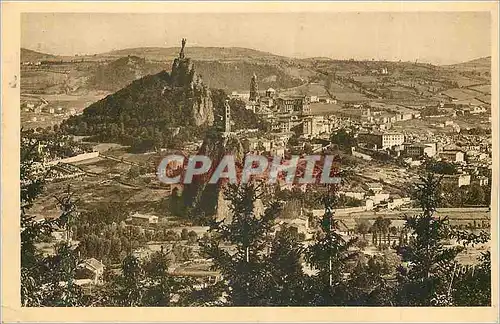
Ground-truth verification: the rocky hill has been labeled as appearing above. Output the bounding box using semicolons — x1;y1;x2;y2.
62;40;215;152
181;129;245;224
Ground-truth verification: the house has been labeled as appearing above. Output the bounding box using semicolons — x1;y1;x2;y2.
351;147;372;160
440;150;465;163
130;213;159;226
270;146;285;158
339;190;365;200
442;174;471;187
265;88;276;98
366;182;383;193
387;197;411;210
309;95;319;103
75;258;105;285
275;217;310;240
302;115;333;137
473;176;489;186
370;192;390;205
404;143;437;158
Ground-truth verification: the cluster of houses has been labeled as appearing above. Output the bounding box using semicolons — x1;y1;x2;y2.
22;100;78;121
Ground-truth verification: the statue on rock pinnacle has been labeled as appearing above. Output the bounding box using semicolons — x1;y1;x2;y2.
180;38;187;59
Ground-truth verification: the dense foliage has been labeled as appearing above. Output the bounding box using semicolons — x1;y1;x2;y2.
21;136;491;307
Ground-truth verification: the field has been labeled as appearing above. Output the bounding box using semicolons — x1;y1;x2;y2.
31;148;178;221
469;84;491;95
309;102;363;117
279;82;329;97
328;82;369;102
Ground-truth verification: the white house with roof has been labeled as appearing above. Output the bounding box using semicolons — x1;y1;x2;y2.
130;213;159;226
75;258;105;285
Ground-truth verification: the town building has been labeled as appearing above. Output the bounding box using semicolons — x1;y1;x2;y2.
276;96;311;115
302;115;334;137
404;143;437;158
440;150;465;163
473;175;489;187
265;88;276;98
366;182;383;193
130;213;159;226
358;132;405;149
442;174;471;187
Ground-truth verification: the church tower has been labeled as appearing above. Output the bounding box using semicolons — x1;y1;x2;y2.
224;99;231;133
249;73;259;102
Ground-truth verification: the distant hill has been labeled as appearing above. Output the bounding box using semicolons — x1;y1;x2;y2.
97;46;289;64
21;48;59;62
85;55;304;92
192;60;303;91
86;55;163;91
446;56;491;71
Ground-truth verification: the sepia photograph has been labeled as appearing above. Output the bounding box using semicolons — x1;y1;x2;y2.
1;1;499;322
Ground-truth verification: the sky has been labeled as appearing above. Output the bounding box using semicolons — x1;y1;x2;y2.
21;12;491;65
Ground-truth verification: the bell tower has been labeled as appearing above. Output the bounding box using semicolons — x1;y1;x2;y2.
249;73;259;102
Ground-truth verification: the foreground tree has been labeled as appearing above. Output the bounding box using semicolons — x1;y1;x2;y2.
396;173;464;306
264;225;313;305
21;135;84;306
305;186;358;305
201;183;281;305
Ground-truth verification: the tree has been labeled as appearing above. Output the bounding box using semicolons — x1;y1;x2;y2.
112;255;145;306
452;250;491;306
355;219;371;240
466;184;485;206
305;186;358;305
142;251;185;306
263;226;312;305
425;160;458;175
165;230;179;242
20;135;85;306
330;129;356;153
396;173;464;306
201;183;281;306
348;253;398;306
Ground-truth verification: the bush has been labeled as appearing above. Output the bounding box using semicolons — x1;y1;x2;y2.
187;230;198;244
180;228;189;240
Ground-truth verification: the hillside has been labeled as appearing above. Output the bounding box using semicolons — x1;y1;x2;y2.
447;56;491;70
86;55;163;91
85;57;304;92
97;46;288;64
21;46;307;93
21;48;58;62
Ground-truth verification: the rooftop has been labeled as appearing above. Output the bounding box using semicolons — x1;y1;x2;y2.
79;258;104;271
